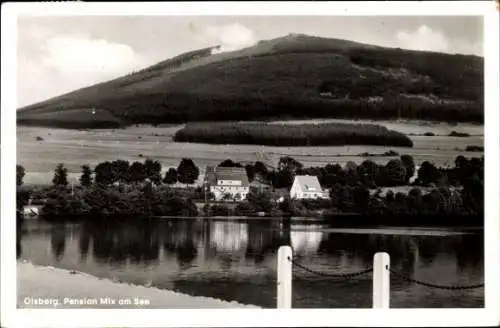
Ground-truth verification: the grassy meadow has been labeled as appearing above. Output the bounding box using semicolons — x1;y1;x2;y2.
17;120;483;185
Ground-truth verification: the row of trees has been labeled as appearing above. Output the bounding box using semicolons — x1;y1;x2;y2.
200;182;482;220
18;158;201;189
40;185;199;219
16;153;481;193
16;161;197;191
16;151;483;221
221;154;415;189
174;122;414;147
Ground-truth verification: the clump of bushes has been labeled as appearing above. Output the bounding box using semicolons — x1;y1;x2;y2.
449;131;470;137
234;202;254;216
465;145;484;152
359;150;399;157
207;204;230;216
384;150;399;156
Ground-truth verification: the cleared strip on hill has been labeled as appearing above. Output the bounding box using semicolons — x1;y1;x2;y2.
173;122;414;147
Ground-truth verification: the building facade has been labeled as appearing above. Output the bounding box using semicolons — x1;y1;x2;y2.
290;175;330;200
204;166;250;201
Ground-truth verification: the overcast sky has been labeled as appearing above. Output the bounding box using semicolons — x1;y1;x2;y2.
17;16;483;107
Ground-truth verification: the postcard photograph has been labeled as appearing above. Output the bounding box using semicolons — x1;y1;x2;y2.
1;1;499;327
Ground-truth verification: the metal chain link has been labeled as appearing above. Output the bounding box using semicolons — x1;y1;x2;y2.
386;266;484;290
286;258;483;289
287;257;373;279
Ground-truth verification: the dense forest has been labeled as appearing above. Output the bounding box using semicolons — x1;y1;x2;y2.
173;122;414;147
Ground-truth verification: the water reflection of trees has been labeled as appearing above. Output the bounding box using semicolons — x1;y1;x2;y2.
79;224;91;261
16;217;23;259
246;221;282;264
78;221;160;265
44;219;283;267
162;220;202;269
317;233;432;273
454;234;483;271
316;231;484;275
50;225;66;262
41;219;483;277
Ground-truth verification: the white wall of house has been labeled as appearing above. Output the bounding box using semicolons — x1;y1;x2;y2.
210;184;249;201
218;180;242;186
290;178;329;200
290;179;302;199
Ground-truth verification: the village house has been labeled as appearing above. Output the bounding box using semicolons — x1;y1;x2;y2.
290;175;330;200
204;166;250;201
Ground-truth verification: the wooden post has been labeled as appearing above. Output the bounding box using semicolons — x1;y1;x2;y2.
373;252;390;309
277;245;293;309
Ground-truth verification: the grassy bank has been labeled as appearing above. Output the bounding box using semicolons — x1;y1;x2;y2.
17;261;258;309
173;122;414;147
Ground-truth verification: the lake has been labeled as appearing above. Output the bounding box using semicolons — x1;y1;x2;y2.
17;218;484;308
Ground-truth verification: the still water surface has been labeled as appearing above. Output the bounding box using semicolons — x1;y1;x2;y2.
18;218;484;308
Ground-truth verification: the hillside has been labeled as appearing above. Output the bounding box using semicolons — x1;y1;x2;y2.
17;34;484;128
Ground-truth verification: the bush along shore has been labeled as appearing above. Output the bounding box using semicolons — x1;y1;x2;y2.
173;122;414;147
16;154;483;227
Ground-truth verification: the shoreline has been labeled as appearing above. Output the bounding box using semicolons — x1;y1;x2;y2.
17;261;259;309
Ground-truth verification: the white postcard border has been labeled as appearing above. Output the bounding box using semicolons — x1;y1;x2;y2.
1;1;499;327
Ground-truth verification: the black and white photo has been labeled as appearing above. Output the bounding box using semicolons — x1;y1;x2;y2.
1;2;499;327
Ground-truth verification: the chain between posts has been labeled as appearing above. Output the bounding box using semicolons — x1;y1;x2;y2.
386;265;484;290
287;256;373;279
286;257;484;289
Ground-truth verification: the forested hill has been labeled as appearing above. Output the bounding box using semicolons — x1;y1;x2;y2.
17;34;484;129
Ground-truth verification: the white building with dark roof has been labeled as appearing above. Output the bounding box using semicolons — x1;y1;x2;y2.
204;166;250;201
290;175;329;200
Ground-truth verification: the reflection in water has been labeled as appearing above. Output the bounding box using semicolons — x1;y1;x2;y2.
246;221;282;264
78;224;91;261
50;225;66;262
290;225;324;255
19;219;484;308
17;218;23;260
210;221;248;253
163;221;201;270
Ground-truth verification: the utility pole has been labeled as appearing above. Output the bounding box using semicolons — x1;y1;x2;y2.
204;181;208;204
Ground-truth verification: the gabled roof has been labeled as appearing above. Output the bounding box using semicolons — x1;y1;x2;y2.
293;175;323;192
205;166;250;186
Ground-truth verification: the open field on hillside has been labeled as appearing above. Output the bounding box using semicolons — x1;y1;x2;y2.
17;121;483;185
268;119;484;136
